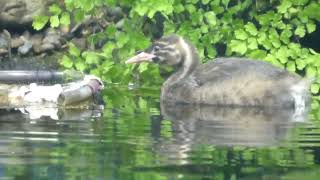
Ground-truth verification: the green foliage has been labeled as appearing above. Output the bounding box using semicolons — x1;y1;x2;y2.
33;0;320;94
32;16;49;30
33;3;71;29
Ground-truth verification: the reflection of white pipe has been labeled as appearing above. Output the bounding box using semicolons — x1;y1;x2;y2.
18;106;103;120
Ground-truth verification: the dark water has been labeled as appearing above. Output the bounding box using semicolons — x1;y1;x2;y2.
0;86;320;180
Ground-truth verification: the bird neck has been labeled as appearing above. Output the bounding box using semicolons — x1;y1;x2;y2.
163;39;200;89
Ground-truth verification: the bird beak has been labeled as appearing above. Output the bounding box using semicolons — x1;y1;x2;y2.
125;52;156;64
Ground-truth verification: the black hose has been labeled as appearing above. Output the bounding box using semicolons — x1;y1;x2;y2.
0;70;64;83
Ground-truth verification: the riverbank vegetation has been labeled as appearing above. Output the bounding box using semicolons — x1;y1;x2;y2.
33;0;320;92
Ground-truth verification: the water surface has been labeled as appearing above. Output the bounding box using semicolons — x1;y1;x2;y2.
0;86;319;180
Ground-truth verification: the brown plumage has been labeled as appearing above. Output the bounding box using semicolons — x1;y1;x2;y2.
126;35;310;108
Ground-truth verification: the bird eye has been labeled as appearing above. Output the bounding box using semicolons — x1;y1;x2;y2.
135;50;143;55
154;46;160;52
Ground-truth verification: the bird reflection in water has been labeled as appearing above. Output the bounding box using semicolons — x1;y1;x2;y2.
153;101;309;164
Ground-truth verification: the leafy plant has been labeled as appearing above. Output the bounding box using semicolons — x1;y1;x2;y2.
33;0;320;94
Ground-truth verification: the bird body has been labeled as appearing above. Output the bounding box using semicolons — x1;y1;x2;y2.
126;35;310;108
164;58;308;108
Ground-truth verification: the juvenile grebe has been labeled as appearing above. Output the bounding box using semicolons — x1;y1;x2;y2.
126;35;310;108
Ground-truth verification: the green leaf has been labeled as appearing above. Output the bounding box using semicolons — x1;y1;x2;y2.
257;31;266;44
265;54;283;68
262;39;273;50
139;63;149;73
247;38;258;50
280;29;292;44
305;54;320;67
221;0;230;7
116;33;129;48
277;0;292;13
60;55;73;68
106;25;117;37
174;4;185;13
75;61;86;71
134;5;148;16
164;21;176;34
288;43;302;58
245;22;258;36
210;0;220;6
202;0;210;5
229;40;247;55
69;43;81;57
306;22;316;33
60;12;71;26
90;69;100;77
207;47;217;58
286;61;296;72
234;29;248;40
296;59;307;70
271;39;281;48
311;84;319;94
186;4;196;13
298;11;309;23
189;0;198;4
277;46;289;64
74;10;85;23
102;43;115;57
212;5;225;15
64;0;74;10
160;120;172;138
201;25;209;33
288;7;299;14
269;28;281;48
306;66;317;77
204;11;217;26
292;0;309;6
257;11;274;26
50;15;60;28
49;4;62;15
105;0;116;6
102;61;114;73
32;16;49;30
249;49;267;59
304;2;320;20
294;25;306;37
309;48;318;55
83;52;100;64
191;11;203;25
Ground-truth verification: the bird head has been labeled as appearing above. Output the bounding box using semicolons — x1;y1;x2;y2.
126;34;190;66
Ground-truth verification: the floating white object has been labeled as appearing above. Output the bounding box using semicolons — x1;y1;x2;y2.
24;83;63;103
3;75;104;107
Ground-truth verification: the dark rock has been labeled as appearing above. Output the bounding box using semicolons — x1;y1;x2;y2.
31;34;44;53
0;34;8;49
11;31;32;49
0;0;55;28
39;43;55;52
11;36;24;48
37;28;63;53
71;37;87;50
0;30;11;58
18;41;33;55
0;31;10;49
107;7;124;22
22;31;31;39
0;48;8;55
42;28;62;48
115;19;124;29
